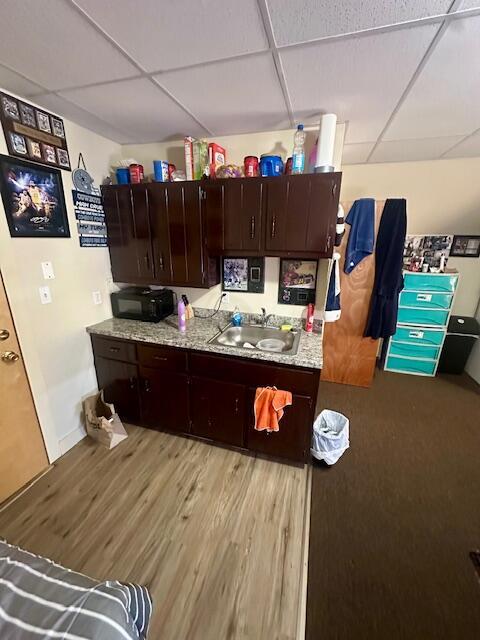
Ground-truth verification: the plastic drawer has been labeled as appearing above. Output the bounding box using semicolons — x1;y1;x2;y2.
403;273;457;293
391;326;445;347
385;355;436;376
397;307;449;327
389;341;440;360
399;291;453;310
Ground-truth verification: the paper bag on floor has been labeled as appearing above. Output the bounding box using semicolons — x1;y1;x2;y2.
83;391;128;449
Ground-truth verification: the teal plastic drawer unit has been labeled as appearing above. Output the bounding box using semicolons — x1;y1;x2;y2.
384;271;458;377
403;273;457;293
399;291;453;310
385;355;436;376
389;341;440;360
397;307;449;327
392;326;445;347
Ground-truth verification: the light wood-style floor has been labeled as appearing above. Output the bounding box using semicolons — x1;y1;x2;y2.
0;425;310;639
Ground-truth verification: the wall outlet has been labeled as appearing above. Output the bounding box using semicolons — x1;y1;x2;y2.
41;261;55;279
92;291;102;305
39;286;52;304
222;292;230;305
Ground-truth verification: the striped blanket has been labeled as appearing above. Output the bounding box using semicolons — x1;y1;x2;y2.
0;540;152;639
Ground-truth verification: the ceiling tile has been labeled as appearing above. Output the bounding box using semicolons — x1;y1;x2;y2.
0;0;137;90
456;1;480;9
75;0;268;72
0;65;46;97
370;136;464;163
157;53;290;135
32;93;135;144
267;0;450;45
443;130;480;158
281;24;439;144
341;142;375;164
60;78;208;143
385;16;480;140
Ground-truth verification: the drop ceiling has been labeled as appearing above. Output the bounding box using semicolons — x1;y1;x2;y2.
0;0;479;163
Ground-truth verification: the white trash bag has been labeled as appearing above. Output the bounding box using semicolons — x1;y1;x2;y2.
311;409;349;465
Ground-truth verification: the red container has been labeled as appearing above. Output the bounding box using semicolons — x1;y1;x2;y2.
284;157;293;175
244;155;259;177
129;163;144;184
305;303;315;333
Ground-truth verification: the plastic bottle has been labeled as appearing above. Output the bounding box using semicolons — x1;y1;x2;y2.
178;299;186;332
305;303;315;333
232;306;242;327
292;124;306;174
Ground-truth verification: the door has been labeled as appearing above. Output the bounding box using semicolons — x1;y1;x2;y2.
147;183;172;284
224;179;264;252
0;273;48;503
265;174;340;255
246;389;311;462
102;185;155;283
190;377;245;447
139;366;189;433
94;357;140;423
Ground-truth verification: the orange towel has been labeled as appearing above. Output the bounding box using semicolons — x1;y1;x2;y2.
254;387;292;432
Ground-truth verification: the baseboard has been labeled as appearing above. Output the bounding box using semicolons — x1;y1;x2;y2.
58;424;87;456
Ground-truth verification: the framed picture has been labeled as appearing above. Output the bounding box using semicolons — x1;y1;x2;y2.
403;235;453;272
222;257;264;293
450;235;480;258
0;154;70;238
0;92;71;171
278;259;317;305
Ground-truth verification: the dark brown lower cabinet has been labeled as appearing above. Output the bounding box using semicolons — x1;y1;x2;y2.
94;356;140;423
190;377;245;447
139;366;189;433
246;389;312;461
91;335;319;463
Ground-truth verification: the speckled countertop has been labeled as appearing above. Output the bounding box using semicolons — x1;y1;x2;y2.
87;311;323;370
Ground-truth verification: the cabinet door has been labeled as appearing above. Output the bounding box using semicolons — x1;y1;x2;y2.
203;181;225;255
147;183;172;284
224;179;264;252
139;366;189;433
246;389;312;462
102;185;154;283
94;357;140;423
190;377;245;447
265;174;340;256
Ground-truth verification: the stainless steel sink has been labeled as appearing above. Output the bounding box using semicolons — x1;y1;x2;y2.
208;324;300;355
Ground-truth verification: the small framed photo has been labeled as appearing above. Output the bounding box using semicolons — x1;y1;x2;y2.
42;143;56;164
222;257;264;293
9;132;27;155
19;102;36;128
278;259;317;305
450;235;480;258
1;94;20;120
26;138;42;160
36;110;51;133
51;116;65;139
56;148;70;168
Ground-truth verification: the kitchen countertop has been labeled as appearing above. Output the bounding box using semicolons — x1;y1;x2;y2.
86;313;323;370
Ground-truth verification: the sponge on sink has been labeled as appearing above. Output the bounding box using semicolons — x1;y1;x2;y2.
281;324;293;332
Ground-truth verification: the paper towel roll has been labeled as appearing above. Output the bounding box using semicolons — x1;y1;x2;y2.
315;113;337;171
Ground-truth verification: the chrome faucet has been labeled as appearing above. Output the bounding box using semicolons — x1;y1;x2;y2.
260;307;274;328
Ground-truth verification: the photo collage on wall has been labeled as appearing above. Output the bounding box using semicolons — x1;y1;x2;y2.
0;92;71;171
403;235;453;272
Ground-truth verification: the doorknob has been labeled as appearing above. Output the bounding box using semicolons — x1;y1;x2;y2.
1;351;19;363
0;329;9;341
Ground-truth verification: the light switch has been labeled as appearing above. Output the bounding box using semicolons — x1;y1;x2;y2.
41;261;55;279
92;291;102;305
39;286;52;304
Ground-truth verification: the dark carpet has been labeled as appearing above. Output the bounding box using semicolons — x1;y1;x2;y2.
307;370;480;640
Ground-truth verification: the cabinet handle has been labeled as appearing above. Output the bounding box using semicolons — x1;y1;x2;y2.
326;235;331;252
250;216;255;239
143;379;151;393
153;356;168;361
158;253;164;270
109;347;120;353
129;376;136;390
144;252;151;271
332;182;337;197
235;397;239;414
271;215;276;238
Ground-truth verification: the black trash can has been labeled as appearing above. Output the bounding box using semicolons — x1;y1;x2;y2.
438;315;480;374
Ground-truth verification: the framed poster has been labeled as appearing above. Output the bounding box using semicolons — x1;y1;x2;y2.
73;190;107;247
0;154;70;238
0;92;71;171
450;235;480;258
278;259;317;305
222;257;264;293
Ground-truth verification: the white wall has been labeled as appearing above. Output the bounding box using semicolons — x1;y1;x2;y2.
0;89;120;461
340;158;480;317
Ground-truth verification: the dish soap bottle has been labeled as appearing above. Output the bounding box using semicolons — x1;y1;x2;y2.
178;298;186;332
232;306;242;327
292;124;306;174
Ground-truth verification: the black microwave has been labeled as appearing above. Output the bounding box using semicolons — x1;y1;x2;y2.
111;287;174;323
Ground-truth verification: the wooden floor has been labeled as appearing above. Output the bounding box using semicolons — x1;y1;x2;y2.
0;425;310;640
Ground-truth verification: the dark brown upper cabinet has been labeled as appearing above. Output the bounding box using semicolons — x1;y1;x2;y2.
102;183;219;288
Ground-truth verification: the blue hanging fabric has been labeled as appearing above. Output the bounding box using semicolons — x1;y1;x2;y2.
343;198;375;274
324;252;341;322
